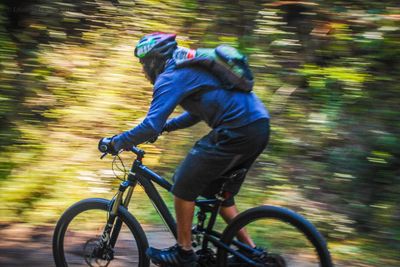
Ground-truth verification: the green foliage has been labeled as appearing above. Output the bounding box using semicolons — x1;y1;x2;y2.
0;1;399;266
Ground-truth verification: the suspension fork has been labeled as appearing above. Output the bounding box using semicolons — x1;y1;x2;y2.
105;180;137;249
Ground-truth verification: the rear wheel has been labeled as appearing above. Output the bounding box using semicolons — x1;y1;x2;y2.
217;205;332;267
53;198;150;267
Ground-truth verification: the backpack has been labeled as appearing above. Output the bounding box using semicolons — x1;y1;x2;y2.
173;45;254;92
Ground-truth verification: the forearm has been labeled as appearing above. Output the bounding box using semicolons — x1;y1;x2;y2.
164;112;201;132
113;119;159;150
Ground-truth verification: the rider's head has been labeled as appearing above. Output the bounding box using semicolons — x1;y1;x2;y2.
134;32;177;84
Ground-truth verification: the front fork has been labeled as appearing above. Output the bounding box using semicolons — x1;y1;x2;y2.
98;179;137;259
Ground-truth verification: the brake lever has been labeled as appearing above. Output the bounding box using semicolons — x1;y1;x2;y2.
100;152;108;159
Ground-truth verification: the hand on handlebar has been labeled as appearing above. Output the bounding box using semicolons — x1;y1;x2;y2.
98;136;145;160
98;136;119;157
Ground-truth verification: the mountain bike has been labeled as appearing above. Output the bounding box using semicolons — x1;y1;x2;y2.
52;144;333;267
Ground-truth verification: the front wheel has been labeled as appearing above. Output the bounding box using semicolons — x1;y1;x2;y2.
217;205;333;267
53;198;150;267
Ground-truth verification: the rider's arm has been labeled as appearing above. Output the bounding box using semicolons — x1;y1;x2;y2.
112;75;182;150
164;111;200;132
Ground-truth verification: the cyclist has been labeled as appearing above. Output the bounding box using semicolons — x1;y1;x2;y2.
102;32;270;267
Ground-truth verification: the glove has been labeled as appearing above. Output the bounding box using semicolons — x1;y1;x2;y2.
98;136;119;155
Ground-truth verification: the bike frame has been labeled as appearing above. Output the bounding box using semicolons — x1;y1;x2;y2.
105;151;264;267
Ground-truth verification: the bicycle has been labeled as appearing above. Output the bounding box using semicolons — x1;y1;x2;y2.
52;144;333;267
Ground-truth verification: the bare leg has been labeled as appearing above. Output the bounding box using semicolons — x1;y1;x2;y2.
174;196;195;250
220;205;255;247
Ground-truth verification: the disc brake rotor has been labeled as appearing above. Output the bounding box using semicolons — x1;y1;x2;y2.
83;238;111;267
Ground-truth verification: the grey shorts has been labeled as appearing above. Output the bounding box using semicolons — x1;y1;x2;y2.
171;118;269;206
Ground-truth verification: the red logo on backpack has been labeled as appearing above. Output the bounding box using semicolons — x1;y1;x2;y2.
187;49;196;59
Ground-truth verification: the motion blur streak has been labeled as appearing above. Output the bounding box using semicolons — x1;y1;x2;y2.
0;1;399;266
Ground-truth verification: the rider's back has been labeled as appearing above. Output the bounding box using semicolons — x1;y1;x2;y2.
156;59;270;130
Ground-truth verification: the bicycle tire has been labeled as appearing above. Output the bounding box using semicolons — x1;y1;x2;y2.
53;198;150;267
216;205;333;267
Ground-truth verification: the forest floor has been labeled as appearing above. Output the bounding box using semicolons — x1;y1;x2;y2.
0;223;175;267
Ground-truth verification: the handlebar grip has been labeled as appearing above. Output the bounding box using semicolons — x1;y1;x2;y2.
99;144;108;153
98;137;112;153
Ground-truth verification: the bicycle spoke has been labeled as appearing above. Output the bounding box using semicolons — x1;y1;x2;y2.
62;209;140;266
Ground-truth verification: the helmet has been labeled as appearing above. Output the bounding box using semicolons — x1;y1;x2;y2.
134;32;177;59
134;32;177;84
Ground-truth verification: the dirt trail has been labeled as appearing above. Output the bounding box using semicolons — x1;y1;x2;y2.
0;223;175;267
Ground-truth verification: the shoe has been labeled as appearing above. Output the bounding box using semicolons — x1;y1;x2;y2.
146;244;199;267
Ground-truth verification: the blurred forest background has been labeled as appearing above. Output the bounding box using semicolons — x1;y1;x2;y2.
0;0;399;266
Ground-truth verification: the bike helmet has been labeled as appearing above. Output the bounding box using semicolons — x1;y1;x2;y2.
135;33;177;84
135;32;177;59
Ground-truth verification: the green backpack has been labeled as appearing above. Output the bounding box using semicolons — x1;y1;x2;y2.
173;45;254;92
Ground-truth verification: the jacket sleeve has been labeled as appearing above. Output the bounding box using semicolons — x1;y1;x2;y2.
113;75;182;150
164;111;201;132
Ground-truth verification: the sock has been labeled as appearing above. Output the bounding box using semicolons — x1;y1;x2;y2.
178;245;194;259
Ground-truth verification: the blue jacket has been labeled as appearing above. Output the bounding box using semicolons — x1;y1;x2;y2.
113;59;269;150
